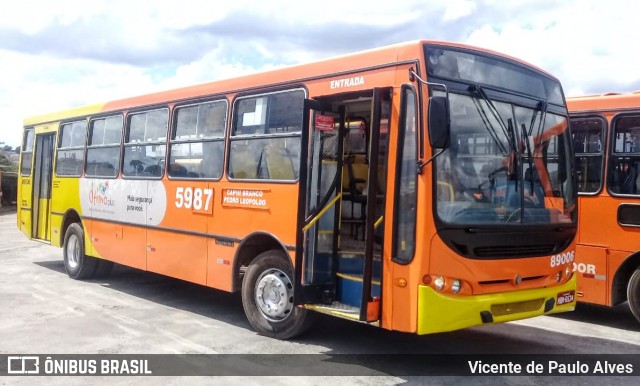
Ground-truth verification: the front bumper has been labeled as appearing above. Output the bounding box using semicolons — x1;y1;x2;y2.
417;274;576;334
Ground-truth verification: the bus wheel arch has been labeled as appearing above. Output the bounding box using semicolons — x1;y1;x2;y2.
611;251;640;306
60;209;82;247
232;232;291;292
240;248;314;339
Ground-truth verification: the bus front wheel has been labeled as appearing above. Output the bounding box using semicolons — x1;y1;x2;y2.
628;268;640;323
63;223;97;280
241;250;314;339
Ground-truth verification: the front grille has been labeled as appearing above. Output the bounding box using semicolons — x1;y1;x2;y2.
474;244;555;258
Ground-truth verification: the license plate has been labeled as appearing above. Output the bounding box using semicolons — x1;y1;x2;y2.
557;290;575;305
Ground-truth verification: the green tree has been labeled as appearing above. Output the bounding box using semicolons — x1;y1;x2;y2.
0;150;18;172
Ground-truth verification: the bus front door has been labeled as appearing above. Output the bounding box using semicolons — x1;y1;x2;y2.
295;100;345;305
295;88;391;323
32;133;55;241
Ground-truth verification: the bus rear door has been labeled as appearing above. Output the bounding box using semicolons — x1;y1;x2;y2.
32;133;55;241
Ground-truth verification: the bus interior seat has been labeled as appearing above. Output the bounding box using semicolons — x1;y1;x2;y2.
169;163;188;177
263;145;294;180
342;155;368;238
144;164;163;177
230;144;258;179
342;155;368;192
611;161;638;194
94;163;115;177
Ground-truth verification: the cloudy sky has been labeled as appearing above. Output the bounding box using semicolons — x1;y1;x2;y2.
1;0;639;148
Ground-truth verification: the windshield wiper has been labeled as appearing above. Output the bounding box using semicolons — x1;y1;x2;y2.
522;101;546;193
470;84;519;179
470;84;515;151
533;100;548;147
521;121;534;194
469;96;507;154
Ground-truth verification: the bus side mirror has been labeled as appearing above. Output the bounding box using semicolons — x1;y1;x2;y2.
428;96;450;149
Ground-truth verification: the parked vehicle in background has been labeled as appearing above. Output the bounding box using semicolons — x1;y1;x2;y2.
568;91;640;323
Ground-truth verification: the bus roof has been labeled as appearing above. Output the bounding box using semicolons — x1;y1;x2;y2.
24;39;557;126
567;91;640;113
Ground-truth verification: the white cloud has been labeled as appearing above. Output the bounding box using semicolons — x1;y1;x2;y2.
0;49;158;147
1;0;640;148
443;0;477;22
464;1;640;97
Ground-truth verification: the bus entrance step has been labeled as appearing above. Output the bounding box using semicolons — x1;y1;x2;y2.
336;272;381;308
304;302;360;321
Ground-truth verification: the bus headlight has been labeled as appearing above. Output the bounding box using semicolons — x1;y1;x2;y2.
451;279;462;294
556;270;563;282
434;276;445;291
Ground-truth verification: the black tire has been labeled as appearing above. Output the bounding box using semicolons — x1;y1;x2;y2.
241;250;315;339
94;259;114;278
63;223;97;280
628;268;640;323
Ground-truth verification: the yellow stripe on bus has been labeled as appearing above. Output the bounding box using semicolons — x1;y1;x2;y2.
24;103;106;126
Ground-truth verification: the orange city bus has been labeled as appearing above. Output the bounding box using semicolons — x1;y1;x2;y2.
18;40;577;339
568;92;640;323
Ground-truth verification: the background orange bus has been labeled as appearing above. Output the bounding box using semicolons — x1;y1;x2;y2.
18;40;577;339
568;91;640;323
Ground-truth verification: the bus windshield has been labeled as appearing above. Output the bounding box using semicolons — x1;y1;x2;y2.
435;90;575;225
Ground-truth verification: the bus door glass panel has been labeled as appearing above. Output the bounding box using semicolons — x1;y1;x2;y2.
32;133;55;240
371;90;391;243
570;117;605;193
608;115;640;196
393;87;417;264
19;128;35;235
299;101;343;291
356;88;390;320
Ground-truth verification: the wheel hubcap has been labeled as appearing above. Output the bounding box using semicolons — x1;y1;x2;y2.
254;268;294;321
66;234;80;269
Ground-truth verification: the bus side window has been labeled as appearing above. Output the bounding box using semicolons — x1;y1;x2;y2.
123;108;168;179
608;115;640;195
169;100;226;180
571;116;605;193
86;115;122;178
56;120;86;177
229;89;304;181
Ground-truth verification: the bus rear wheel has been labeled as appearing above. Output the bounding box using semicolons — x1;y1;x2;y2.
628;268;640;323
63;223;97;280
241;250;314;339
